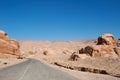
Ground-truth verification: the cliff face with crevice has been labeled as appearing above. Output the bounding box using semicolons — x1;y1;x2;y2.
0;30;21;58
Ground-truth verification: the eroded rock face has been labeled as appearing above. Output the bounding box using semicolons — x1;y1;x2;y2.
79;46;93;56
0;30;9;41
69;52;80;61
79;45;118;58
117;40;120;47
0;30;20;58
79;34;119;58
114;47;120;57
97;34;117;47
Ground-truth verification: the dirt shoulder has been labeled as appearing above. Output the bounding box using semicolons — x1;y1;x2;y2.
34;57;120;80
0;58;27;68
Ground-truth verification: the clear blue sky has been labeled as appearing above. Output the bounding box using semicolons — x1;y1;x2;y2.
0;0;120;40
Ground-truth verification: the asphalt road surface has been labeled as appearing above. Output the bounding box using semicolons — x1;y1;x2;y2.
0;58;78;80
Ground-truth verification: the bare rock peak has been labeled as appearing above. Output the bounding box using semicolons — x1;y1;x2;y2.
0;30;21;59
97;33;117;47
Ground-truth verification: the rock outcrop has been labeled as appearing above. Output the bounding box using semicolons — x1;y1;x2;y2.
114;47;120;57
79;34;119;58
0;30;21;58
79;45;118;57
97;34;117;47
69;52;80;61
0;30;9;41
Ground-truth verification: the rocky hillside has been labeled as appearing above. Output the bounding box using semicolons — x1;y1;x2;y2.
0;30;21;58
67;33;120;62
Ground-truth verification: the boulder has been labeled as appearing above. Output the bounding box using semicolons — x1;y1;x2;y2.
97;34;117;47
0;30;21;58
69;52;80;61
79;46;93;56
42;50;54;56
43;50;48;55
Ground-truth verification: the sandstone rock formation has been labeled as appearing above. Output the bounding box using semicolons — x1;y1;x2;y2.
97;34;117;47
69;52;80;61
114;47;120;57
42;50;55;56
0;30;9;41
0;30;21;58
43;50;48;55
79;34;119;58
117;40;120;47
79;45;118;57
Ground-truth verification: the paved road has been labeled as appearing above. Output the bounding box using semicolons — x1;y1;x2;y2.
0;58;78;80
